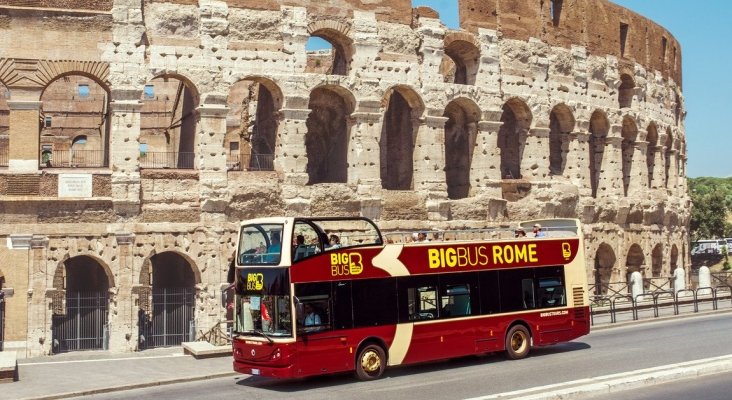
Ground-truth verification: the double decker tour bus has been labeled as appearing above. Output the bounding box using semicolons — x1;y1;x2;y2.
231;217;590;380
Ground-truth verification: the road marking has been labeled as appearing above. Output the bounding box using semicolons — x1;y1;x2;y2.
464;354;732;400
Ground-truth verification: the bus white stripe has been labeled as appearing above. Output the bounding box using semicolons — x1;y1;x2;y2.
388;323;413;365
372;244;410;277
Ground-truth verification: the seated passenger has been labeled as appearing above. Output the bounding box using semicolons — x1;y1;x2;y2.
327;234;341;249
265;231;282;263
303;303;321;331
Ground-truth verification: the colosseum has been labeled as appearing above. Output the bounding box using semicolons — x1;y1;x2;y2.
0;0;688;356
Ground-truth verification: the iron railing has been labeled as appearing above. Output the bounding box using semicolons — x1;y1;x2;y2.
40;150;106;168
139;152;195;169
139;287;195;349
0;148;7;167
227;153;274;171
51;291;109;353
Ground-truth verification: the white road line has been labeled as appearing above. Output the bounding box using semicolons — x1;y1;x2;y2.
464;354;732;400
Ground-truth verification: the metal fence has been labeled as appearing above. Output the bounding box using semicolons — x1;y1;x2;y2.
40;150;106;168
139;287;195;349
139;152;195;169
226;153;274;171
51;291;109;353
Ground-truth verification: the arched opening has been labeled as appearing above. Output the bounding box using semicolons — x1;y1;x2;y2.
444;98;480;199
40;75;110;168
51;255;112;353
674;92;681;126
139;252;197;349
498;99;531;180
651;244;663;277
594;243;616;296
306;86;354;184
225;78;282;171
0;82;8;168
626;243;645;286
139;75;199;169
621;117;638;197
381;87;423;190
441;39;480;85
589;111;609;198
664;128;673;189
305;28;353;76
646;123;658;189
618;74;635;109
548;104;575;176
670;245;679;271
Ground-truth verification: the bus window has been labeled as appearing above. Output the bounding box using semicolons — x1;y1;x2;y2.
295;283;331;333
238;224;283;265
292;222;322;262
441;284;471;317
538;278;566;308
478;270;501;314
521;279;535;309
352;279;398;327
398;276;438;321
499;269;536;312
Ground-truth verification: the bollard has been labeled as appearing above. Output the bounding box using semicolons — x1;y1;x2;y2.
698;265;712;295
674;267;687;296
630;271;644;301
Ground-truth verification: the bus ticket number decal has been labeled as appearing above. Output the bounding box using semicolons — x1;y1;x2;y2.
330;253;364;277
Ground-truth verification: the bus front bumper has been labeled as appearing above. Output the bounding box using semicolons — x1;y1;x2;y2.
233;360;296;379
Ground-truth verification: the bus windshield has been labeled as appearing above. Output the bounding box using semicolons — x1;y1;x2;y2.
233;267;292;338
238;223;283;265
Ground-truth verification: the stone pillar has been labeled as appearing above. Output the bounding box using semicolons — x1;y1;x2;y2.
7;99;42;172
651;144;665;190
566;132;590;192
109;94;143;216
350;11;380;72
414;115;447;194
27;235;50;357
348;110;382;190
414;17;445;84
603;135;624;197
524;127;550;180
111;232;136;352
471;120;503;192
628;140;648;197
280;6;309;74
197;104;229;219
666;149;678;193
278;106;311;213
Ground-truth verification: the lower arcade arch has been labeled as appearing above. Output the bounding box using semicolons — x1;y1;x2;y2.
593;243;616;296
51;255;112;353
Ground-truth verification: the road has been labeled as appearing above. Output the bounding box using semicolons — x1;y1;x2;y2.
587;372;732;400
74;313;732;400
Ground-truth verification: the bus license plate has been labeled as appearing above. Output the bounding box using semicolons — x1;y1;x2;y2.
251;369;260;375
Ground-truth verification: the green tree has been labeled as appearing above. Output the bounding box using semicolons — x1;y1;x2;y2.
690;189;728;242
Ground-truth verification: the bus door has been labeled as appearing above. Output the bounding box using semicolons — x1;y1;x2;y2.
398;276;443;363
295;281;352;376
533;268;571;344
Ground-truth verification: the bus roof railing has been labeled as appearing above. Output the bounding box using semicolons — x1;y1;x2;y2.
381;221;580;244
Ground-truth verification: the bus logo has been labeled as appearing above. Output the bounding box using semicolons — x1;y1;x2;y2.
562;243;572;260
247;273;264;291
330;252;364;277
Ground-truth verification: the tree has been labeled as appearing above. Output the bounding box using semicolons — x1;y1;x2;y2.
690;189;727;242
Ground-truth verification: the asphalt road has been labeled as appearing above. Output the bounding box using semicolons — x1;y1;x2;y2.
586;372;732;400
74;313;732;400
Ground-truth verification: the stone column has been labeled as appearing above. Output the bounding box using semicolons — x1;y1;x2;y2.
628;140;648;197
109;93;143;216
567;132;590;194
27;235;50;357
350;11;380;72
111;232;136;352
651;144;665;190
666;149;678;193
471;120;502;197
414;115;447;194
602;136;624;198
197;104;229;220
278;106;311;213
280;6;309;74
523;127;550;180
348;110;382;190
7;99;42;172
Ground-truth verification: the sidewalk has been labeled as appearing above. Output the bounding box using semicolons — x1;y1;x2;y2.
0;347;236;400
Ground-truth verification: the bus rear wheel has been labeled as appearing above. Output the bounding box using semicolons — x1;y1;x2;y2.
505;325;531;360
355;344;386;380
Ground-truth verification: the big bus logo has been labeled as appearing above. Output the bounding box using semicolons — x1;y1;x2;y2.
562;242;572;260
247;273;264;291
330;252;364;277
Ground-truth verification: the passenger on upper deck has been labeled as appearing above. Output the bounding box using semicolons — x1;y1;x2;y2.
266;231;282;262
515;227;527;238
533;224;546;238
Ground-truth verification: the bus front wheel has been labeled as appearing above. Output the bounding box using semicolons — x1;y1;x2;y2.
505;325;531;360
355;344;386;380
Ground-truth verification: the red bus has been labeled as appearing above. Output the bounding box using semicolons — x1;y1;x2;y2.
231;217;590;380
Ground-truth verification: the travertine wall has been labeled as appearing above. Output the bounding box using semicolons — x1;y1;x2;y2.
0;0;689;356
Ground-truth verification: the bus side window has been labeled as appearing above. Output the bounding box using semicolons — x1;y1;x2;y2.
538;277;566;308
521;279;535;309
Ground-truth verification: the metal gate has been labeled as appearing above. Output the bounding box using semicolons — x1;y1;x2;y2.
139;287;194;349
52;291;109;353
0;292;5;352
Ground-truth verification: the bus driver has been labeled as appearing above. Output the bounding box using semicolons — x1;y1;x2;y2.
303;304;321;329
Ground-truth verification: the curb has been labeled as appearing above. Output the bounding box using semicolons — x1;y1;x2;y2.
465;355;732;400
17;371;239;400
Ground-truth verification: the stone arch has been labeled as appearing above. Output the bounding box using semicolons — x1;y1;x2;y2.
589;110;609;198
621;116;638;197
618;73;635;109
548;103;575;176
142;250;201;287
140;74;200;169
306;85;356;184
651;243;663;277
646;123;658;189
380;85;424;190
443;97;481;199
40;73;111;168
626;243;645;282
442;32;481;85
225;76;284;171
664;127;673;188
670;244;679;271
306;21;353;76
594;243;616;295
498;98;532;180
52;254;115;290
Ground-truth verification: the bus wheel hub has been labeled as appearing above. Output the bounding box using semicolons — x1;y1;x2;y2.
361;351;381;372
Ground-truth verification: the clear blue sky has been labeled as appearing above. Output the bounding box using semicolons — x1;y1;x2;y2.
414;0;732;178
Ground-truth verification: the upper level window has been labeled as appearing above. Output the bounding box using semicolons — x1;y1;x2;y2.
619;23;629;57
72;135;87;147
661;37;668;62
44;116;52;128
143;85;155;100
78;84;90;99
550;0;563;26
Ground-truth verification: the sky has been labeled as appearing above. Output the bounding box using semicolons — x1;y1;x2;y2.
413;0;732;178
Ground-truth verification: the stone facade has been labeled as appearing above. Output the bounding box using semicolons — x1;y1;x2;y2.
0;0;688;356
